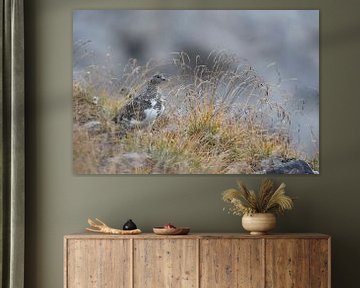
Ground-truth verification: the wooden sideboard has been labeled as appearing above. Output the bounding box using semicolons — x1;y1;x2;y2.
64;233;330;288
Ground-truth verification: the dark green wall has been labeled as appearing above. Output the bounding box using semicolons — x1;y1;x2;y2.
25;0;360;287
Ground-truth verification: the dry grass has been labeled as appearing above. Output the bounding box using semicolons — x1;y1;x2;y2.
222;178;294;216
73;51;311;174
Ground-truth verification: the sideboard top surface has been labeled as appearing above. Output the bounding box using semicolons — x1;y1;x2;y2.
64;232;330;240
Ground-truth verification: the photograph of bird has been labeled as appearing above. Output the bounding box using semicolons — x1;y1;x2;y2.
112;74;167;132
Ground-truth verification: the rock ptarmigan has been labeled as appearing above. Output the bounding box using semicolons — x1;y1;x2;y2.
112;74;167;131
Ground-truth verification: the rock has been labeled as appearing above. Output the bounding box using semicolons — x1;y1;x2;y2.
83;121;102;133
107;152;153;173
121;152;151;167
261;156;314;174
260;155;284;168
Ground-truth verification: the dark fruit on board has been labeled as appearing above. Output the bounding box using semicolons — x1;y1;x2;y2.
123;219;137;230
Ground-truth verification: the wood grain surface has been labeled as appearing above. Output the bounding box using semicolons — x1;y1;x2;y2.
309;239;330;288
64;234;330;288
65;233;330;240
200;239;264;288
265;239;310;287
65;239;131;288
133;239;198;288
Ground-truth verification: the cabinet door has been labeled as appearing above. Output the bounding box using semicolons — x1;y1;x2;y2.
200;239;264;288
266;239;309;287
309;239;330;288
134;239;198;288
66;239;131;288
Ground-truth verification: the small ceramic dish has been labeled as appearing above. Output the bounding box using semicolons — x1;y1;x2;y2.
153;227;190;235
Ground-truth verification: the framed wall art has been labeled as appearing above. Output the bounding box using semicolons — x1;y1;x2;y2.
73;10;319;175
